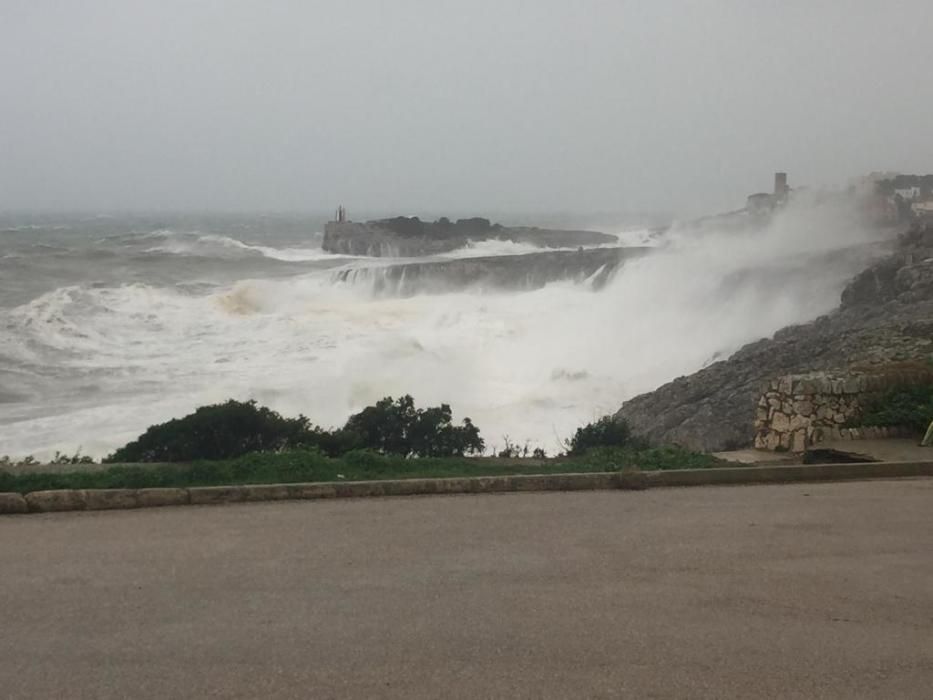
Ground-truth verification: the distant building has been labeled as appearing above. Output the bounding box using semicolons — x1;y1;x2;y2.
895;186;921;201
912;200;933;219
774;172;788;200
745;171;791;215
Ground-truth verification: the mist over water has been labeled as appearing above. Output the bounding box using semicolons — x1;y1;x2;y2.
0;201;888;459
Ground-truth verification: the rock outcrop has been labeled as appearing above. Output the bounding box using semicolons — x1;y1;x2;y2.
615;224;933;452
323;217;616;257
332;247;649;296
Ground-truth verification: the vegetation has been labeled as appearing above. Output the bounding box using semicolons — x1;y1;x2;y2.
0;444;721;495
858;384;933;434
0;401;726;495
104;396;485;463
105;400;314;463
566;416;645;456
343;395;484;457
1;451;93;468
572;446;721;471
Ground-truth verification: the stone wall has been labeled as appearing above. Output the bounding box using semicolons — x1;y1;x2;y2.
754;367;933;452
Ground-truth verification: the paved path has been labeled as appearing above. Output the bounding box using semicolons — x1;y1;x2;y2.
813;438;932;462
2;480;932;699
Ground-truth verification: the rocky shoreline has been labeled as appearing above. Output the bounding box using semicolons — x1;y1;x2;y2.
323;216;616;257
330;246;649;295
615;224;933;451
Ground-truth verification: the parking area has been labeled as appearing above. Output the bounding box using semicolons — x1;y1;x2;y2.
2;479;932;698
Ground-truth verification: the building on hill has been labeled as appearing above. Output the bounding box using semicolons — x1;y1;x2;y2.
912;200;933;219
895;186;921;201
745;171;791;215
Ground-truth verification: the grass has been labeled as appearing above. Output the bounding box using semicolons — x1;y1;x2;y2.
0;446;723;495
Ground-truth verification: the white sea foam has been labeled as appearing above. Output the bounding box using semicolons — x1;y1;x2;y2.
143;230;352;262
0;197;890;459
439;239;583;258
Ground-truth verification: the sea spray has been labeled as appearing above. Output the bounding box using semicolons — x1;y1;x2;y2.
0;200;890;458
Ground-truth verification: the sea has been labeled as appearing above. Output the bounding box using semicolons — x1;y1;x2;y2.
0;203;890;460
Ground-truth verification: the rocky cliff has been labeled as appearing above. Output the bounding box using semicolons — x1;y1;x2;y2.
323;217;616;257
615;224;933;451
332;246;648;296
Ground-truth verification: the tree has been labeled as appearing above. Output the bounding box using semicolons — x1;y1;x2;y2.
106;395;486;463
105;400;314;462
566;416;643;456
344;395;484;457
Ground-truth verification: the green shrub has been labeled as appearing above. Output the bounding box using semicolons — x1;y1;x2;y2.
104;400;315;463
344;395;484;457
105;395;485;463
566;416;644;456
859;384;933;433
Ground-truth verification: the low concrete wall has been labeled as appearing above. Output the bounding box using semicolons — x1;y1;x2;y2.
3;462;932;516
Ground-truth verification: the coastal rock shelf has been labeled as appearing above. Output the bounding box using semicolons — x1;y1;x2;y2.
323;216;617;257
616;224;933;452
331;246;650;296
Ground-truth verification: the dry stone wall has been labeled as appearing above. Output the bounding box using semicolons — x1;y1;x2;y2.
754;367;933;452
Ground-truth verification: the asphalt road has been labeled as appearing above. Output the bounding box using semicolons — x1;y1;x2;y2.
2;480;932;699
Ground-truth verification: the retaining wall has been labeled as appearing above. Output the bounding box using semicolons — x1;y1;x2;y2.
754;367;933;452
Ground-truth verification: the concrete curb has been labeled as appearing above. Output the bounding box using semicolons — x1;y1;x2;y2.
2;461;931;516
0;492;28;514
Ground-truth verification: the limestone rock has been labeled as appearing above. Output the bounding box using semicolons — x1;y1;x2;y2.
615;223;933;452
771;412;791;432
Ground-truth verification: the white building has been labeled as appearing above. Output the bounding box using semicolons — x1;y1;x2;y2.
895;186;921;201
911;200;933;218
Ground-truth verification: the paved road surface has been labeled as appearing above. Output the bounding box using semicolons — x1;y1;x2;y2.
2;480;932;699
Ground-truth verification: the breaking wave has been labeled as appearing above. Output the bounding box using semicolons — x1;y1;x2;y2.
141;230;344;262
0;199;892;459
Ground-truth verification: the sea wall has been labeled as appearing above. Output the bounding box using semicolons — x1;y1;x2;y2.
323;220;616;257
754;367;933;452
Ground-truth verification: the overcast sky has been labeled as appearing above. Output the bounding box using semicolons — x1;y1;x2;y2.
2;1;932;217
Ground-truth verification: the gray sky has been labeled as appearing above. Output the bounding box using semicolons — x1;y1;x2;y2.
2;1;932;217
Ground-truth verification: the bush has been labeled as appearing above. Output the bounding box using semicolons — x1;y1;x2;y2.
859;384;933;433
104;400;315;463
105;396;485;462
566;416;644;456
344;395;484;457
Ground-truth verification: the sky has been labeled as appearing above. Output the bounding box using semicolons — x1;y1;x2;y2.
2;1;932;217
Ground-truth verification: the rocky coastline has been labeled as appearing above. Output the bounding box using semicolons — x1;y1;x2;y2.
323;216;616;257
330;246;649;296
615;224;933;452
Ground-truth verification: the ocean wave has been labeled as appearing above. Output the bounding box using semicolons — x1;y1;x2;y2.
438;238;610;259
612;228;664;247
0;199;890;460
141;230;349;262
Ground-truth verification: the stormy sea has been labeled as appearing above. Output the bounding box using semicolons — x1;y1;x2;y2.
0;204;888;459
